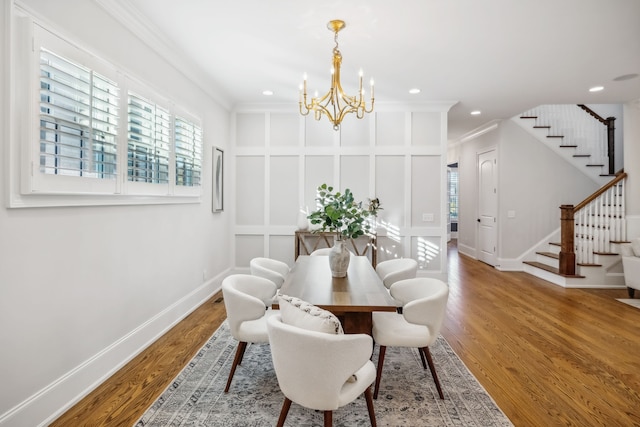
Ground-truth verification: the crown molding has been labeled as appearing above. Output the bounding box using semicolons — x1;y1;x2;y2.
95;0;231;110
456;120;500;143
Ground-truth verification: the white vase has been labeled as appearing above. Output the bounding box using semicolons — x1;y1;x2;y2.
329;238;350;278
297;207;309;230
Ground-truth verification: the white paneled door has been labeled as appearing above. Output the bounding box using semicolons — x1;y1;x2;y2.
477;149;497;266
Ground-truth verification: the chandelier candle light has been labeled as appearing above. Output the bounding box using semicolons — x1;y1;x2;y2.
299;20;374;130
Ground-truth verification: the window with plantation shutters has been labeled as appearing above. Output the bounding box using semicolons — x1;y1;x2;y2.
127;93;170;184
175;117;202;187
39;49;119;179
14;21;204;207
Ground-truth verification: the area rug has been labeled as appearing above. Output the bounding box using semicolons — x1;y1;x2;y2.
135;321;513;426
617;298;640;309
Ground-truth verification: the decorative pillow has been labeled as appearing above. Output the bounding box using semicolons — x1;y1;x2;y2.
632;238;640;257
278;294;344;334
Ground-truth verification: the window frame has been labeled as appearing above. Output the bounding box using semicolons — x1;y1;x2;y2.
7;14;204;208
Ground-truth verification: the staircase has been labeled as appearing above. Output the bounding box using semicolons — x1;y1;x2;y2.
523;231;627;289
515;105;627;288
512;104;615;186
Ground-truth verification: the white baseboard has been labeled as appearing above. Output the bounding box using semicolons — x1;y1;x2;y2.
0;271;228;427
456;242;477;260
495;258;525;271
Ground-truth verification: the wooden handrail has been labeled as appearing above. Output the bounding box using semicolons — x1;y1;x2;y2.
577;104;616;175
573;172;627;212
577;104;608;125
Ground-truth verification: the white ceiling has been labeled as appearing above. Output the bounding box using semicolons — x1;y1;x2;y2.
111;0;640;141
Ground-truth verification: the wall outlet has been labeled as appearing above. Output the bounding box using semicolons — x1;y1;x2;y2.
422;213;434;222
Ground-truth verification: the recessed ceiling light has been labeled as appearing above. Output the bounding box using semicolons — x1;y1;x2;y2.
589;86;604;92
613;73;639;82
470;110;481;115
262;90;274;96
409;88;421;94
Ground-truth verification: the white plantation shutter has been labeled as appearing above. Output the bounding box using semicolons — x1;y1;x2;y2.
19;22;203;206
127;93;171;184
174;117;202;187
39;49;119;179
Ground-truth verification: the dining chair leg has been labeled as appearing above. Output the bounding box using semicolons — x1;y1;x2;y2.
324;410;332;427
364;387;377;427
422;346;444;399
276;398;292;427
237;340;248;365
224;341;247;392
373;345;387;399
418;347;428;369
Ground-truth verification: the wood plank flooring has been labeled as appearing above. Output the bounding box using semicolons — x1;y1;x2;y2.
51;242;640;426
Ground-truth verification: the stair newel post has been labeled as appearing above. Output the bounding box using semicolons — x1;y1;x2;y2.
606;117;616;175
559;205;576;276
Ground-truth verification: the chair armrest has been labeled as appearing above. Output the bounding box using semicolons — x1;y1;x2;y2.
622;256;640;289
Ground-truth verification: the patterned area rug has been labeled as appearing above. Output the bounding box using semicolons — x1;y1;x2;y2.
617;298;640;309
136;321;512;426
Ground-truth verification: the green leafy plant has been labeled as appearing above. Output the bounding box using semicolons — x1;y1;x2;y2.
307;184;381;240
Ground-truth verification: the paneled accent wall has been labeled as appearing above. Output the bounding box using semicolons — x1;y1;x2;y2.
232;105;452;280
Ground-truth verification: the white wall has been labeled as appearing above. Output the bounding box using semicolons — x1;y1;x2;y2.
231;106;452;279
0;2;230;425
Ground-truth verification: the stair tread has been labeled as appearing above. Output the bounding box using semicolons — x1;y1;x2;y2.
520;116;537;119
547;135;564;138
536;251;559;259
533;125;551;128
573;154;591;157
559;145;578;148
577;263;603;267
523;261;585;278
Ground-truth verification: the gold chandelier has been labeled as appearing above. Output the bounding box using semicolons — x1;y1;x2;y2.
299;20;374;131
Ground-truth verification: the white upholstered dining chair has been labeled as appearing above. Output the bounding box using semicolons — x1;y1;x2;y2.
221;274;278;392
310;247;333;256
267;295;377;427
375;258;419;289
250;257;290;289
372;277;449;400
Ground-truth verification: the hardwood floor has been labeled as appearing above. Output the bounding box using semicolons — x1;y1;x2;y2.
51;242;640;426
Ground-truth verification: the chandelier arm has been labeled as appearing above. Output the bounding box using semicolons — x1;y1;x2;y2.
313;104;338;126
363;99;375;114
299;103;311;116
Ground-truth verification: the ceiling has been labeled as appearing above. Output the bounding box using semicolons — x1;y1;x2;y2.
111;0;640;141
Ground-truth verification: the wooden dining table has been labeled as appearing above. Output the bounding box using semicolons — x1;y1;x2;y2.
275;255;398;335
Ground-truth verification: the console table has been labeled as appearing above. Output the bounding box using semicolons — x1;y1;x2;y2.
294;230;377;267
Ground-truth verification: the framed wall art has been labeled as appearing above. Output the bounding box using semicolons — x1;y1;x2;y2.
212;147;224;212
